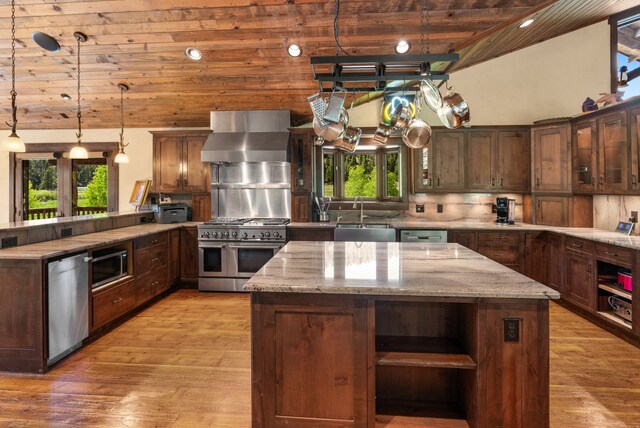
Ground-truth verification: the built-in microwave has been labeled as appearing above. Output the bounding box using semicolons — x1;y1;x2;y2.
91;249;128;288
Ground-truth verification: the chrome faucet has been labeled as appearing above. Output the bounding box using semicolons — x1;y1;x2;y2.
352;196;367;223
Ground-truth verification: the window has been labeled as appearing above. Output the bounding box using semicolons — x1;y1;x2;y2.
22;158;59;220
321;145;403;201
72;159;108;216
611;8;640;98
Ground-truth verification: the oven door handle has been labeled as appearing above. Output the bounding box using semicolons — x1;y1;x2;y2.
198;243;227;249
228;244;283;249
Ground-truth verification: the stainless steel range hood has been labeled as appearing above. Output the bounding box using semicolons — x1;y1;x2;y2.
201;110;291;163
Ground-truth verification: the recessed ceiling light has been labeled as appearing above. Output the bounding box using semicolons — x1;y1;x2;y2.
519;18;535;28
287;44;301;57
185;47;202;61
60;93;72;101
395;40;410;54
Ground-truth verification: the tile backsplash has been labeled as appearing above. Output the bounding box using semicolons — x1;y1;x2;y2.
594;195;640;233
406;193;524;222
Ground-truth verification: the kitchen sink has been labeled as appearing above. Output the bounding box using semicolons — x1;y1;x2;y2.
334;223;396;242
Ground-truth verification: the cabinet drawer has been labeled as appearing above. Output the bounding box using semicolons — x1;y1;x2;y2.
594;243;632;267
136;243;168;274
477;247;521;266
477;232;520;247
136;266;168;304
565;237;594;255
92;278;136;329
134;233;168;251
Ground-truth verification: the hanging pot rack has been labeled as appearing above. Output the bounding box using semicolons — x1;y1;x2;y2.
310;53;459;93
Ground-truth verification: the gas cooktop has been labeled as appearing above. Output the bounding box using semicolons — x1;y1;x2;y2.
203;217;290;226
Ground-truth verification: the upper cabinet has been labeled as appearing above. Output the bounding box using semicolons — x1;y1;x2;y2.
630;107;640;191
413;127;530;193
597;111;629;193
289;129;314;193
572;119;597;193
151;131;210;193
532;122;571;193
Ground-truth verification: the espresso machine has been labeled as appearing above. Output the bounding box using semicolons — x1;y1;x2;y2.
495;197;515;224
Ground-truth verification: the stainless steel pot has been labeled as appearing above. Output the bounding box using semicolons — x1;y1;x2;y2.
373;122;394;144
313;108;349;141
389;104;412;129
402;119;432;149
342;126;362;151
437;91;470;129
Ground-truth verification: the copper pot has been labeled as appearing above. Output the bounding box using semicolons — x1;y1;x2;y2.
437;91;470;129
373;122;394;144
402;119;432;149
313;108;349;141
389;103;412;129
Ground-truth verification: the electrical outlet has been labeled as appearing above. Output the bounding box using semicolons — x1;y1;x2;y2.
416;204;425;213
1;236;18;248
61;228;73;237
492;204;498;213
503;318;520;342
437;204;443;213
631;211;638;223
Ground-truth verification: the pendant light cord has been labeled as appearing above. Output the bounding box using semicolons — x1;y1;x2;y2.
7;0;18;134
118;85;129;152
76;35;82;143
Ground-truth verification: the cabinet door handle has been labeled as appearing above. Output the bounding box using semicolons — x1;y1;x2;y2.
632;175;637;185
176;178;180;187
599;176;604;184
491;178;495;187
183;179;188;186
536;177;540;187
586;264;591;273
112;297;123;304
500;177;504;187
437;177;440;187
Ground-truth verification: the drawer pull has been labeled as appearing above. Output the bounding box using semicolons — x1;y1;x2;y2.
150;239;158;244
112;297;123;304
571;242;582;248
152;281;159;286
587;264;591;273
152;257;160;263
604;250;617;256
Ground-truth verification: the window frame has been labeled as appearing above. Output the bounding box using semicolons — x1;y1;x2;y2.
317;138;407;206
609;6;640;93
9;142;119;222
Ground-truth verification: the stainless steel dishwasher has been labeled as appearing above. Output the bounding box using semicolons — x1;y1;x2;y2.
399;230;448;243
47;252;90;366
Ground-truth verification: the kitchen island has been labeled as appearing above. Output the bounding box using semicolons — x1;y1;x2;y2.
245;241;560;428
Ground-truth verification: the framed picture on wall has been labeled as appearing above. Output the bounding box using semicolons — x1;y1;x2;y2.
129;179;151;207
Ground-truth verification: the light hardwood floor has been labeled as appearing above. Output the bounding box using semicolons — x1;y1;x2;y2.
0;290;639;427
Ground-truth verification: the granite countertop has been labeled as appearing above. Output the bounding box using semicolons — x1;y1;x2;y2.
0;223;199;260
288;221;640;250
244;241;560;299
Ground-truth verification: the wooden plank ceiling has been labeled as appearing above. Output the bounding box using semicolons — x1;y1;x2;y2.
0;0;637;130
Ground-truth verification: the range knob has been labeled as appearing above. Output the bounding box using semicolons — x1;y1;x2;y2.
232;231;238;238
265;232;271;238
241;232;248;239
273;231;280;238
212;232;218;238
259;232;265;239
225;231;230;238
204;231;210;238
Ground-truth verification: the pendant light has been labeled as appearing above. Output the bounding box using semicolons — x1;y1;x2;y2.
2;0;26;152
69;32;88;159
114;83;130;164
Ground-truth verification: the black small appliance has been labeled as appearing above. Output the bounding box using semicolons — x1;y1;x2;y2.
495;197;509;224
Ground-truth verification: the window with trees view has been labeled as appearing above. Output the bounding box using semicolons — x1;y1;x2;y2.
72;159;108;216
322;147;402;201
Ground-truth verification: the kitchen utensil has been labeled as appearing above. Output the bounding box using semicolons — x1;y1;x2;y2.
323;88;347;124
437;87;470;129
314;136;325;146
419;79;443;112
373;122;394;144
389;103;413;129
608;296;632;322
319;211;330;222
308;93;329;128
334;126;362;153
321;196;331;213
313;108;348;142
402;118;432;149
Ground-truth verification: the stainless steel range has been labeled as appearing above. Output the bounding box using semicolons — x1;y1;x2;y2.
198;217;289;292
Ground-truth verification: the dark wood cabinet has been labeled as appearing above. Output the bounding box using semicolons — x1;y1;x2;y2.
532;195;593;227
524;232;547;285
449;230;477;252
412;145;433;192
565;238;595;311
433;131;465;190
180;227;199;282
286;226;334;242
572;120;597;193
191;193;211;222
133;232;170;301
532;123;571;193
151;131;210;193
630;108;640;191
476;231;523;272
169;229;180;285
597;111;629;193
289;129;314;222
92;277;137;329
466;131;495;191
497;130;530;191
546;233;564;293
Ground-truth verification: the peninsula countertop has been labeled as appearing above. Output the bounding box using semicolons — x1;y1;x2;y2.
244;241;560;299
